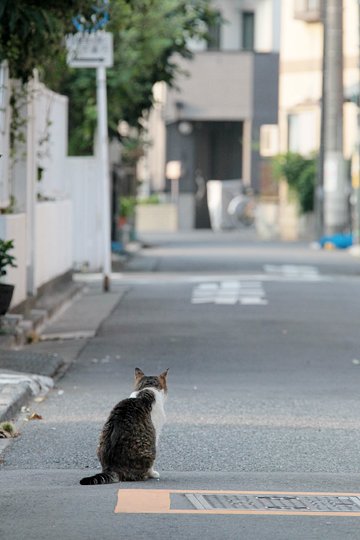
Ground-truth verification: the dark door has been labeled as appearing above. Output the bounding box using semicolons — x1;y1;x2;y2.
194;121;243;228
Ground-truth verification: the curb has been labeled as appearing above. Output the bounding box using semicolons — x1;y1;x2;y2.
0;279;82;426
0;351;65;423
0;279;84;349
0;382;33;423
0;285;126;428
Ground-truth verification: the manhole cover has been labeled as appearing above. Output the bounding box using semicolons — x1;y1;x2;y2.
115;489;360;515
185;493;360;513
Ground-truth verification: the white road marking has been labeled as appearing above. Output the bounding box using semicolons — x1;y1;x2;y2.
264;264;319;279
74;271;334;285
191;281;267;306
240;297;268;305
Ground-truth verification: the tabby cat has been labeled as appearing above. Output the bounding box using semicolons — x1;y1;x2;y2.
80;367;168;485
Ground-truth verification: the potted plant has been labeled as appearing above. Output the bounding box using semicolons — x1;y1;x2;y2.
0;239;17;315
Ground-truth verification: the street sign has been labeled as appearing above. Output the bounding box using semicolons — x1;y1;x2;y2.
66;32;113;68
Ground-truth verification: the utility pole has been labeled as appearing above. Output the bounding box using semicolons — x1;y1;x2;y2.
96;64;112;291
353;0;360;246
323;0;348;235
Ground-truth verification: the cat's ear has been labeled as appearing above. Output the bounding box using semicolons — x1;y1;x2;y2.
159;368;169;380
134;367;144;382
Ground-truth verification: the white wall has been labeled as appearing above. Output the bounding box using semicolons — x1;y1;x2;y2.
0;214;27;306
34;82;69;200
35;200;72;289
64;156;103;271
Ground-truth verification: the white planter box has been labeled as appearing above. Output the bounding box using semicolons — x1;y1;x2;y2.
136;204;178;232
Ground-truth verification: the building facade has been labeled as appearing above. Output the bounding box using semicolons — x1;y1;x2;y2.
143;0;281;229
277;0;359;239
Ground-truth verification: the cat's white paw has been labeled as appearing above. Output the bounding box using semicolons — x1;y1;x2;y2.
149;469;160;479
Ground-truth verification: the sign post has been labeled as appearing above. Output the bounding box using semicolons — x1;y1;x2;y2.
66;31;113;291
166;160;181;204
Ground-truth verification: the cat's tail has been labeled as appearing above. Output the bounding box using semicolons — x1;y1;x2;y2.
80;471;120;485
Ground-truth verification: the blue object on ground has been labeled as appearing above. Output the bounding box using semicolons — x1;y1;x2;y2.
319;233;353;249
111;241;125;254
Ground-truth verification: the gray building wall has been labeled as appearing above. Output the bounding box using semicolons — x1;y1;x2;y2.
166;124;195;193
251;52;279;191
165;52;254;123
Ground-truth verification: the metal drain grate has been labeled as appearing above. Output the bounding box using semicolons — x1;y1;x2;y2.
185;493;360;513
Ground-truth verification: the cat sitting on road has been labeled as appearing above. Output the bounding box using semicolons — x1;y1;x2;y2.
80;367;169;485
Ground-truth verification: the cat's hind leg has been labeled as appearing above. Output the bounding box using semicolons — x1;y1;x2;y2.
147;467;160;479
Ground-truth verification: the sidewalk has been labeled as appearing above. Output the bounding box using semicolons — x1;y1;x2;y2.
0;283;127;427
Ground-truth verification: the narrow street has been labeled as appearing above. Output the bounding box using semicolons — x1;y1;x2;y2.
2;232;360;539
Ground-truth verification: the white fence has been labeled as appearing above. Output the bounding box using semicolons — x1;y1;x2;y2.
1;72;108;307
65;156;103;271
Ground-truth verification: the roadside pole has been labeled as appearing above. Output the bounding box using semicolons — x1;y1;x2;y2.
355;0;360;246
322;0;348;235
96;65;111;291
66;31;113;291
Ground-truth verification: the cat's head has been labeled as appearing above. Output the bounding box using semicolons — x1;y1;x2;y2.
134;367;169;395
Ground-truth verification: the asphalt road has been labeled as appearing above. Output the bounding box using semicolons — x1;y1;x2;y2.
2;231;360;539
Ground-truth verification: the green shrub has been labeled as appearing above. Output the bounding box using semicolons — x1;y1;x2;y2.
272;152;316;213
119;196;137;218
0;239;17;278
138;194;160;205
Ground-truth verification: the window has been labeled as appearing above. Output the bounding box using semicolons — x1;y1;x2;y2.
207;15;221;50
241;12;255;51
288;111;318;155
